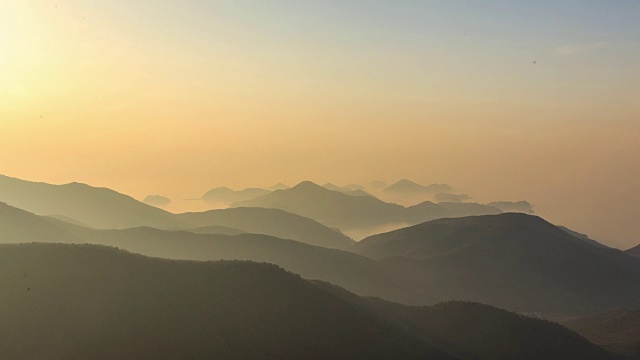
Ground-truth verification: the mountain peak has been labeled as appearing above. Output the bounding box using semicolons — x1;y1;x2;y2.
292;181;326;191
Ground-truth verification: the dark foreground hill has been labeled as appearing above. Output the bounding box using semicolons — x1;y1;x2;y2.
355;213;640;314
628;244;640;258
563;310;640;359
0;243;450;360
0;243;615;360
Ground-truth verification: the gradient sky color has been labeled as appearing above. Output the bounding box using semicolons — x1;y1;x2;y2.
1;1;639;248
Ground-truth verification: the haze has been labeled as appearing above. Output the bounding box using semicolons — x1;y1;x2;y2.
1;1;639;248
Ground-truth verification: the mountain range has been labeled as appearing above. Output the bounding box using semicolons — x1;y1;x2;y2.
563;310;640;359
383;179;453;194
0;242;616;360
232;181;503;236
355;213;640;314
3;199;639;315
202;186;271;204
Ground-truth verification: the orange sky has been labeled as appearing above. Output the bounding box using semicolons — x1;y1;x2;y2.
1;1;639;248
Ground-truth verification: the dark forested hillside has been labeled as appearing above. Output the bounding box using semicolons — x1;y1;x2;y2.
0;243;452;360
0;243;617;360
356;213;640;314
563;310;640;359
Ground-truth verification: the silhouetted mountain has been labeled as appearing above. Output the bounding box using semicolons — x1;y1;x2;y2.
628;244;640;258
0;174;185;229
177;207;355;249
0;243;452;360
433;193;471;203
371;300;615;360
0;202;83;244
559;226;611;249
0;202;407;302
563;310;640;359
268;183;290;191
232;181;408;230
488;201;534;214
0;243;615;360
4;202;638;317
371;180;387;188
356;213;640;314
436;202;502;216
384;179;452;194
202;186;270;204
232;181;501;236
323;183;374;197
143;194;171;207
383;179;424;193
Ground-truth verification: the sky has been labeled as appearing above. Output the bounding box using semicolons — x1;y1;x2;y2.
0;1;639;248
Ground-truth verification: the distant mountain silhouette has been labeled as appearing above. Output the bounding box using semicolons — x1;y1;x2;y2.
487;201;534;214
433;193;471;203
0;175;350;248
202;186;270;204
563;310;640;359
232;181;504;236
384;179;452;194
436;202;502;216
323;183;374;197
0;202;407;301
0;174;185;229
0;243;615;360
0;202;84;244
3;202;639;317
558;226;611;249
177;207;355;249
371;180;387;188
143;194;171;207
268;183;290;191
356;213;640;313
232;181;408;230
627;244;640;258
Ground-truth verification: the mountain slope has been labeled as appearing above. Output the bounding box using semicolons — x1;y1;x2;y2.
0;174;185;229
356;213;640;313
371;300;615;360
202;186;271;204
0;243;451;360
563;310;640;359
177;207;354;249
383;179;452;194
0;175;353;249
0;243;616;360
231;181;408;230
627;244;640;258
0;203;404;301
0;202;84;244
232;181;506;237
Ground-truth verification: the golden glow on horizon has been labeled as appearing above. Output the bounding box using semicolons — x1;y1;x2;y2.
1;1;639;248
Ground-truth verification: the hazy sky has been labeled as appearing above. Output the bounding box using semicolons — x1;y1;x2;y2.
1;1;639;248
